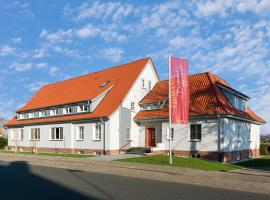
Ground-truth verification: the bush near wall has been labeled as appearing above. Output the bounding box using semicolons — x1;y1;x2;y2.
260;143;270;155
0;137;7;149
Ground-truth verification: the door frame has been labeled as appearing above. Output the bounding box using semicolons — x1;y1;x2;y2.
145;127;157;147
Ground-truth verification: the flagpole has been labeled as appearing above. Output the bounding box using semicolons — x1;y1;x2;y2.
168;53;172;165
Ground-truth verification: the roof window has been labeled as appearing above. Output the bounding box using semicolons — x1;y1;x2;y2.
100;80;110;88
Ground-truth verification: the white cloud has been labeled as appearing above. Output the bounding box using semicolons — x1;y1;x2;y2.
100;31;127;42
40;28;73;43
25;82;47;92
11;37;22;44
36;63;48;69
9;62;32;72
237;0;270;15
101;47;124;62
0;45;16;56
196;0;234;17
49;66;58;76
76;24;100;38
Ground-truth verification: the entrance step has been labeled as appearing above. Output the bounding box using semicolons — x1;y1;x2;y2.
126;147;151;155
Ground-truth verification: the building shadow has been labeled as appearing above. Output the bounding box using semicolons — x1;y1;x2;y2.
0;161;99;200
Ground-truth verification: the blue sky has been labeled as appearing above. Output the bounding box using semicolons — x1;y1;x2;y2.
0;0;269;134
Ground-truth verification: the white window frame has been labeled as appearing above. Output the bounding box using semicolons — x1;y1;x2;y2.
93;124;102;141
190;124;202;142
141;78;145;89
77;105;88;113
166;127;174;140
131;102;135;111
126;127;131;141
10;129;16;141
148;80;152;90
19;129;24;141
29;128;40;141
76;126;84;140
50;127;63;141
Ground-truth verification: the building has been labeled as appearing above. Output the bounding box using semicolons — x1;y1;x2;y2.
0;118;7;137
5;58;265;162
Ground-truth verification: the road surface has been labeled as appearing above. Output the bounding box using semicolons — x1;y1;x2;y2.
0;160;269;200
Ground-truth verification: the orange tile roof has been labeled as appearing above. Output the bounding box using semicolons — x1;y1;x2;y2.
7;58;153;126
135;72;265;124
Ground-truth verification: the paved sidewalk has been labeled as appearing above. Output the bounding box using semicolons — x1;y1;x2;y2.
1;153;270;195
90;153;142;161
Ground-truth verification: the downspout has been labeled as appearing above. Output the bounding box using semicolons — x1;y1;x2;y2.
100;117;106;155
217;114;222;162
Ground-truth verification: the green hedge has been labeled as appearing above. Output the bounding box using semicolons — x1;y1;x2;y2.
0;137;7;149
260;143;270;155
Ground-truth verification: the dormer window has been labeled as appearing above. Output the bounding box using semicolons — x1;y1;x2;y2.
64;107;72;114
78;105;88;113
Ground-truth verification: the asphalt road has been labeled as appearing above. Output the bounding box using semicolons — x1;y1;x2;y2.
0;161;269;200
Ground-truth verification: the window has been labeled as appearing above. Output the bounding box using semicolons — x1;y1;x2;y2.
100;80;110;87
76;126;84;140
148;80;152;90
126;127;131;140
64;107;72;114
50;127;63;140
30;128;40;140
19;129;24;140
248;124;251;141
93;124;102;140
190;124;202;141
10;129;15;141
51;109;61;116
78;105;88;113
237;124;241;141
166;127;174;140
40;110;48;117
33;112;39;118
131;102;135;111
141;78;145;88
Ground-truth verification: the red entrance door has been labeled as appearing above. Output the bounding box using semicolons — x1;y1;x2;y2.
148;128;156;147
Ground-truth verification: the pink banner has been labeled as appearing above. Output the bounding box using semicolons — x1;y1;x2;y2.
170;57;189;124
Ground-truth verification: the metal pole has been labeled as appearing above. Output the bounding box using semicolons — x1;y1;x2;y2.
168;53;172;165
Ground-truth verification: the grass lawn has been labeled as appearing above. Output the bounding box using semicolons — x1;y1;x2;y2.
0;150;93;158
118;155;241;171
234;156;270;169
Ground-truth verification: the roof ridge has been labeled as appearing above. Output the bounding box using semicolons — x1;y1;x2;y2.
44;57;151;87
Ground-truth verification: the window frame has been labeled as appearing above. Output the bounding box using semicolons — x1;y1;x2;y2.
126;127;131;141
19;129;24;141
76;126;84;141
131;101;135;111
190;124;202;142
141;78;145;89
29;128;40;141
50;127;63;141
148;80;152;90
166;127;174;140
93;124;102;141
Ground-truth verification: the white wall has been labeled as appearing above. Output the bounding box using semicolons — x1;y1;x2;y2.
8;122;107;151
161;120;219;152
223;118;260;152
120;60;159;148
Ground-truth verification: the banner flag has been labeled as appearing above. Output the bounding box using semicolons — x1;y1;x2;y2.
170;57;189;124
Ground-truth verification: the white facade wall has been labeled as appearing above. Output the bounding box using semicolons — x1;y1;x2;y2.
8;122;106;151
118;61;159;148
223;118;260;152
161;120;219;152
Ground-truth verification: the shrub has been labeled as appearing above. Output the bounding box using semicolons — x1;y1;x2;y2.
260;143;270;155
0;137;8;149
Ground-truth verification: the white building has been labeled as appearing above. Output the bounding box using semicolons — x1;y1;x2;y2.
6;58;265;162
